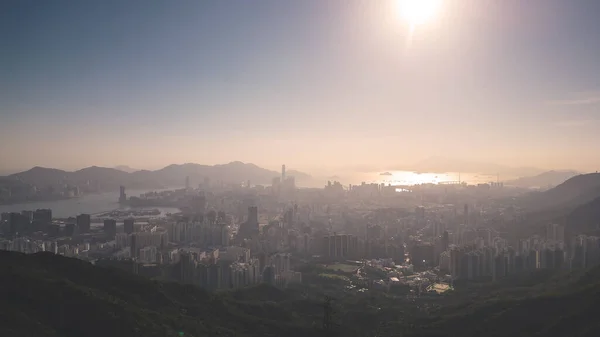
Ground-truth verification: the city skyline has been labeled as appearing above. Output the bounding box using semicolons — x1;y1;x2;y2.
3;0;600;172
3;2;600;333
0;156;580;178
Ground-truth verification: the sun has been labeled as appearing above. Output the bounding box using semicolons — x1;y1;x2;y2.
396;0;442;26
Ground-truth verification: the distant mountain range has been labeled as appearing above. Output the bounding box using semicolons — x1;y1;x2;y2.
506;170;580;189
113;165;139;173
2;162;311;192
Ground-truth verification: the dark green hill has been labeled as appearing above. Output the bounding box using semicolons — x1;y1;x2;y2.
405;267;600;337
2;251;600;337
518;193;600;240
0;251;315;337
524;173;600;211
513;173;600;238
566;196;600;235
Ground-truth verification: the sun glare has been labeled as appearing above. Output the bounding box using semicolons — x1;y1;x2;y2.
396;0;442;26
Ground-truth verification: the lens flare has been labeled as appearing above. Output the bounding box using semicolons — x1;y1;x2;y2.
396;0;442;26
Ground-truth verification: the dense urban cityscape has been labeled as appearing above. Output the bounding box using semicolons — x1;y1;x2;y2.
2;164;598;296
4;0;600;336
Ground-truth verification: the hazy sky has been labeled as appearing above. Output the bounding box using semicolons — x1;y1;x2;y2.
2;0;600;173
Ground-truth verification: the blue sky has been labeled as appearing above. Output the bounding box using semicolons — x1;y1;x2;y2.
2;0;600;172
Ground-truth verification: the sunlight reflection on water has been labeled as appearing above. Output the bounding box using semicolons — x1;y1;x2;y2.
347;171;502;186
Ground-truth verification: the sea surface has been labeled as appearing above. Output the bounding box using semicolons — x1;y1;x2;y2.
335;171;508;186
0;188;179;218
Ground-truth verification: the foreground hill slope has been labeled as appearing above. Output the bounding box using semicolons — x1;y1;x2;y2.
2;251;600;337
0;251;314;337
406;267;600;337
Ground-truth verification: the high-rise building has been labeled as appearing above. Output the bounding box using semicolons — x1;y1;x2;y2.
271;177;281;196
64;223;76;237
76;214;91;233
21;210;33;222
190;195;207;212
237;206;259;240
432;221;445;238
281;164;286;181
322;234;359;259
283;176;296;191
492;253;508;281
33;209;52;224
410;242;434;268
271;253;291;277
119;186;127;203
449;247;464;280
8;212;28;237
283;208;294;227
124;218;135;234
46;224;60;237
546;223;565;243
248;206;258;226
262;265;275;285
441;231;449;251
103;219;117;239
130;229;167;258
185;176;190;190
415;206;425;224
130;233;138;259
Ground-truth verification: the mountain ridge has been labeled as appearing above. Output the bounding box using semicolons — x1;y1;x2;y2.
2;162;312;192
113;165;139;173
514;173;600;238
506;170;580;189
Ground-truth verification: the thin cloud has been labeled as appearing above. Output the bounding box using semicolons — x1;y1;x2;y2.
547;91;600;106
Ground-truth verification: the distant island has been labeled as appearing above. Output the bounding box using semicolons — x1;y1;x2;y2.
379;172;393;176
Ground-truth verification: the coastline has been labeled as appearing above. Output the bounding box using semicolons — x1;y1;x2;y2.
0;195;79;207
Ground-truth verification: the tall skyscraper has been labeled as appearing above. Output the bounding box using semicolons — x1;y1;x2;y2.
103;219;117;239
119;186;127;203
76;214;91;233
8;212;27;237
248;206;258;226
546;223;565;243
282;164;286;181
33;209;52;224
185;176;190;190
442;231;449;251
131;233;138;259
238;206;259;239
415;206;425;224
464;204;469;226
124;218;135;234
